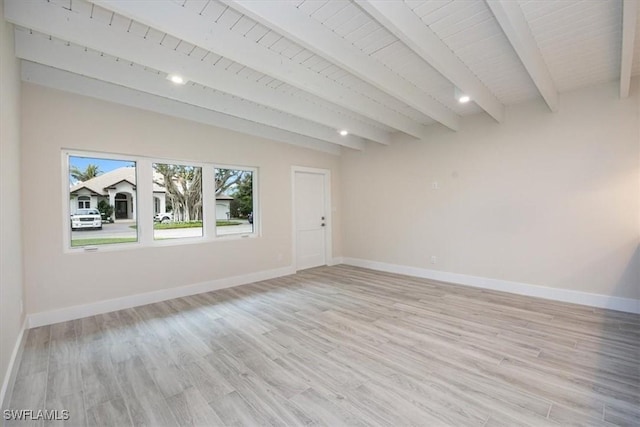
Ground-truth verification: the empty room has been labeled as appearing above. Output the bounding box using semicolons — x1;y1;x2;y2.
1;0;639;426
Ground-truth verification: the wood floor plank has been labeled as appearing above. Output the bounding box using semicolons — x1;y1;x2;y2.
345;381;445;426
604;402;640;426
165;386;223;426
15;326;50;379
500;356;640;407
203;351;312;426
85;398;131;427
6;371;47;427
232;348;310;399
46;365;82;402
424;364;555;423
44;392;85;427
472;358;605;419
372;373;489;426
113;357;179;426
79;344;125;411
5;265;638;426
289;387;372;427
181;357;235;403
547;403;616;426
207;390;269;427
48;335;80;373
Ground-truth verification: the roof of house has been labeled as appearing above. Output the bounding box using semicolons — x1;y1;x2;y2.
70;166;235;200
70;166;165;195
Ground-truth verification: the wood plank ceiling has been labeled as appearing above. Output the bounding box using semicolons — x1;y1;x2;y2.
4;0;637;153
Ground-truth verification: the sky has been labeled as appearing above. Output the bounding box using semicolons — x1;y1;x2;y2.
69;156;134;184
70;156;134;172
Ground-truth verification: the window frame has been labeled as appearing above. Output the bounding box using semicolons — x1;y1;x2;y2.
62;150;260;254
150;159;207;244
77;196;91;210
213;164;259;239
63;150;141;253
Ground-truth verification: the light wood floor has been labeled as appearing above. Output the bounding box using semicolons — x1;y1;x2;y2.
5;265;639;426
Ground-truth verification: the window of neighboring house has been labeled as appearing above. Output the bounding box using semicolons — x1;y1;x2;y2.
215;167;256;236
68;154;138;248
153;163;203;240
77;196;91;209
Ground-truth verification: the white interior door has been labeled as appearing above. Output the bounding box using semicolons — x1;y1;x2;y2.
294;171;326;270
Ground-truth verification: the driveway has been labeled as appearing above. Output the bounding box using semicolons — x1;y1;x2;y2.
71;220;137;240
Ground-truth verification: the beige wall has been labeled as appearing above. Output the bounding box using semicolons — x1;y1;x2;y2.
0;0;25;401
21;83;342;315
14;58;640;324
342;81;639;300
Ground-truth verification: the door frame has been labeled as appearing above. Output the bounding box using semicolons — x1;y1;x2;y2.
114;194;129;219
291;166;332;272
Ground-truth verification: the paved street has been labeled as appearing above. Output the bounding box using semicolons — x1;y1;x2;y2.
217;221;253;236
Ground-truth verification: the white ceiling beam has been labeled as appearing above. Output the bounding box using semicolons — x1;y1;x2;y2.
86;0;426;140
21;61;341;155
486;0;558;112
14;30;365;150
3;0;380;147
219;0;459;131
356;0;504;123
620;0;638;98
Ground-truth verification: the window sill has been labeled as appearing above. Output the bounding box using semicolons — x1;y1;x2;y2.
65;233;260;253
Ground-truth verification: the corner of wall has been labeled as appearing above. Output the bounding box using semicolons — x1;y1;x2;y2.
0;319;27;411
0;5;26;410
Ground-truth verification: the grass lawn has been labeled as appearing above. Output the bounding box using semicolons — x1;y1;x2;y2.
71;237;138;247
216;220;243;227
130;220;241;230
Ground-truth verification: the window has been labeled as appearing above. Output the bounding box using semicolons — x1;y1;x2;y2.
153;163;203;240
68;155;138;247
215;167;255;236
77;196;90;209
65;152;258;251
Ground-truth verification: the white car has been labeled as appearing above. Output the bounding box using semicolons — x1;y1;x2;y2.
71;209;102;230
154;212;173;223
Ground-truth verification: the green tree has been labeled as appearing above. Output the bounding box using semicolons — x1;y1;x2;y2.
154;164;202;221
97;200;114;221
70;164;101;182
229;173;253;218
215;169;246;195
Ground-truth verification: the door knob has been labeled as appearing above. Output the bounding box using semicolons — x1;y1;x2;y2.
321;223;325;227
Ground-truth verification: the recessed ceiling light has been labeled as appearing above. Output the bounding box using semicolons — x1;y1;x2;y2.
167;74;187;85
339;130;349;136
454;87;470;104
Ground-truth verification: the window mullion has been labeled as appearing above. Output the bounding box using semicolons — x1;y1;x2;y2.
137;160;154;245
202;166;216;239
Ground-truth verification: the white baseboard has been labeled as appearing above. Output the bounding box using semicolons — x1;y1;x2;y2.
342;258;640;314
1;318;27;410
27;266;295;328
328;257;344;266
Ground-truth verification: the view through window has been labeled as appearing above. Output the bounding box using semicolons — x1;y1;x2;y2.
68;155;138;247
67;153;258;249
215;168;255;236
153;163;203;240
